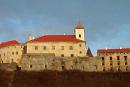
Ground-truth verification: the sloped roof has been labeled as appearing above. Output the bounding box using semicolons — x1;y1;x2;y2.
0;40;20;47
28;35;84;43
97;48;130;53
75;21;84;29
86;48;93;57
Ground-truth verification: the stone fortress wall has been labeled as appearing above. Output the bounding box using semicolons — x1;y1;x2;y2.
19;53;97;71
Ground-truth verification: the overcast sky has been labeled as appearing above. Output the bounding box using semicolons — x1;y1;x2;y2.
0;0;130;55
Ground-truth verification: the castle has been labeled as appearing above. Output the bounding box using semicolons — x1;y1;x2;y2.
0;22;130;72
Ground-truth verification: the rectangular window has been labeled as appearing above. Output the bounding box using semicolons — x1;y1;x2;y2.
103;68;105;72
102;62;105;66
35;46;38;50
110;62;113;65
43;46;47;50
79;51;82;54
16;52;18;55
61;46;64;50
79;44;82;47
118;62;120;65
11;59;14;63
12;52;14;55
124;56;127;61
125;62;127;65
61;54;64;57
126;66;128;71
118;67;121;71
110;57;112;60
52;46;55;50
117;56;120;60
71;54;74;57
102;57;104;61
69;46;73;50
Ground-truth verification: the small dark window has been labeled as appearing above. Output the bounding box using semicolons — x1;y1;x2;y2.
102;57;104;61
124;56;127;61
103;68;105;72
126;66;128;71
118;68;121;71
43;46;47;50
79;44;82;47
110;57;112;60
110;61;113;65
62;66;65;70
61;54;64;57
71;54;74;57
125;62;127;65
30;65;32;68
12;52;14;55
4;53;5;56
45;65;47;69
11;59;14;63
35;46;38;50
69;46;73;50
79;34;81;38
102;62;105;65
117;56;120;60
79;51;82;54
16;52;18;55
118;62;120;65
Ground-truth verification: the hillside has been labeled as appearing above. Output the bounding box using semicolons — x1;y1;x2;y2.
0;70;130;87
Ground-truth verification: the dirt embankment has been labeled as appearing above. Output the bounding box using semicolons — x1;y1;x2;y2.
0;70;130;87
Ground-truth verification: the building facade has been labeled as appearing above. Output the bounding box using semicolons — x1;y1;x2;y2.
25;22;87;58
97;48;130;72
0;40;23;63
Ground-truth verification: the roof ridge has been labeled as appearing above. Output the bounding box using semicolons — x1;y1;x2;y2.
28;34;84;43
0;40;20;47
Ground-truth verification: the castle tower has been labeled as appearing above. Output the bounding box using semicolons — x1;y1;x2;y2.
75;21;85;41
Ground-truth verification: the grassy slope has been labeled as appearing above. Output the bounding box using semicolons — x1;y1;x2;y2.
0;70;130;87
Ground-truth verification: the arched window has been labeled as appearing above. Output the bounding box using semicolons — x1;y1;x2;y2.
79;34;81;38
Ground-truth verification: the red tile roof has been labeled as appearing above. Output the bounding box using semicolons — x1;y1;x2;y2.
0;40;20;47
75;21;84;29
97;48;130;53
28;35;84;43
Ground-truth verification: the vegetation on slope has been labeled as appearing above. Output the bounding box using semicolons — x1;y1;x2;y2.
0;70;130;87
